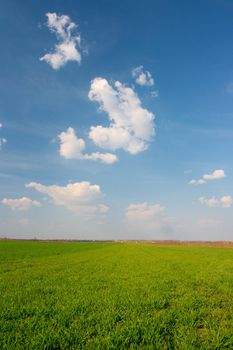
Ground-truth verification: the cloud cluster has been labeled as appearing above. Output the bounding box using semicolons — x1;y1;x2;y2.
2;197;41;211
126;202;165;221
26;181;108;216
189;169;226;185
199;195;232;208
88;78;155;154
58;127;118;164
132;66;154;86
40;12;82;69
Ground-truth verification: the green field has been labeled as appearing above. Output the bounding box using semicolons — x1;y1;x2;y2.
0;241;233;349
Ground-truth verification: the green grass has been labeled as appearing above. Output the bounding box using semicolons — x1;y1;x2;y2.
0;241;233;349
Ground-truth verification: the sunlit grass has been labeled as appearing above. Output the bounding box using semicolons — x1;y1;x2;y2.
0;240;233;349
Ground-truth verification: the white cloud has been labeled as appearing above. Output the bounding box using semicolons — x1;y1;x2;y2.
126;202;165;221
189;169;226;185
199;196;219;207
220;195;232;208
26;181;109;216
58;127;118;164
199;195;232;208
203;169;226;181
88;77;155;154
132;66;154;86
59;127;85;159
2;197;41;211
189;179;206;185
40;12;82;69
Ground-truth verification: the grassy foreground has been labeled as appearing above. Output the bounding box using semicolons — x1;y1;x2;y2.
0;241;233;349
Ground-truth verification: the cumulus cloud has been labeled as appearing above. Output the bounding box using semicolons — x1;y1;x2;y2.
2;197;41;211
58;127;118;164
59;127;85;158
26;181;109;216
203;169;226;181
88;77;155;154
126;202;165;221
199;195;232;208
189;169;226;185
132;66;154;86
40;12;82;69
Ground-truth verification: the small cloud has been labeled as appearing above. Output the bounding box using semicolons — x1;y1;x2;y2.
58;127;85;159
132;65;154;86
189;179;206;185
199;195;232;208
83;152;118;164
0;137;6;150
0;123;6;150
189;169;226;185
2;197;41;211
203;169;226;181
58;127;118;164
220;195;232;208
88;77;155;155
26;181;109;217
199;196;219;207
40;12;82;69
126;202;165;221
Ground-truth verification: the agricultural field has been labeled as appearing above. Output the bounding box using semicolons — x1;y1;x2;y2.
0;240;233;349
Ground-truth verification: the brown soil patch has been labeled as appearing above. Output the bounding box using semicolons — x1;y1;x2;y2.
116;240;233;248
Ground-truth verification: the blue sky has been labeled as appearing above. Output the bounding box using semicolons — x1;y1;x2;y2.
1;0;233;240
